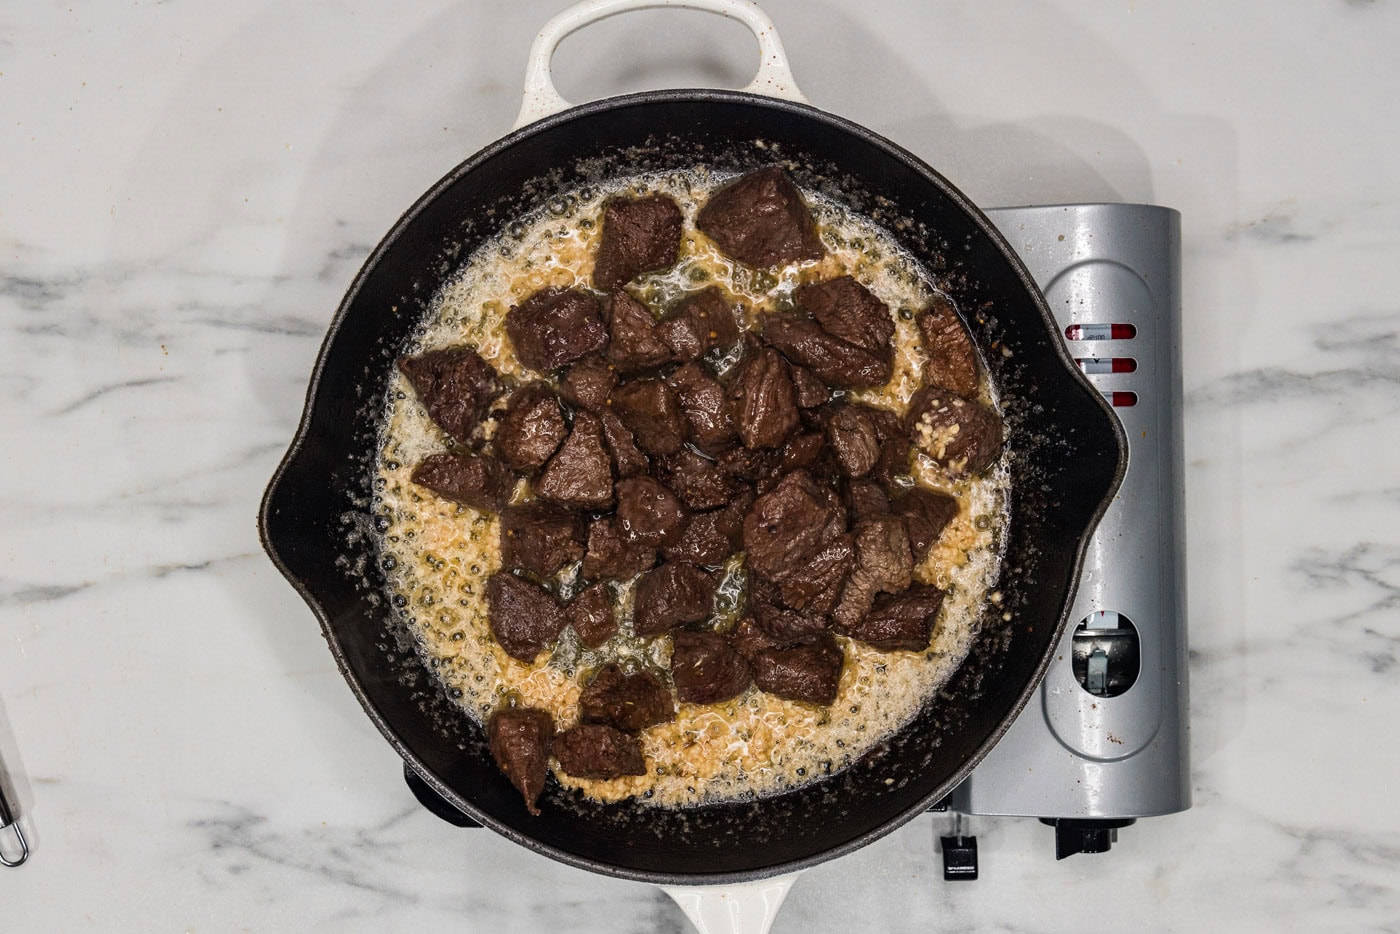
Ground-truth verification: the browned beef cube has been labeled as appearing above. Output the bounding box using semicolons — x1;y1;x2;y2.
487;571;566;662
536;410;614;509
633;561;717;636
578;662;674;732
663;448;739;511
696;167;824;268
795;276;895;357
717;445;783;488
896;486;959;563
789;365;830;409
823;403;883;478
506;288;608;372
662;509;737;567
598;409;650;478
667;362;737;454
742;470;847;581
672;630;752;704
610;378;687;456
488;707;554;815
839;584;945;652
592;195;684;291
917;294;981;397
728;617;785;662
905;386;1003;477
496;382;567;473
772;533;854;615
566;581;618;648
657;287;741;362
727;344;799;450
605;290;673;375
752;633;844;706
582;517;656;581
560;356;617;412
866;406;913;488
615;475;688;548
762;313;892;389
749;578;832;641
552;724;647;779
833;517;914;629
780;431;826;474
411;452;515;511
500;504;585;578
845;479;892;523
397;346;501;445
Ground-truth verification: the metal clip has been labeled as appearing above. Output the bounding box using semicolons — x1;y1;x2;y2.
0;780;29;867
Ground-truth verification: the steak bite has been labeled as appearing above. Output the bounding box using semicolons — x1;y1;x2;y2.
633;561;717;636
762;313;892;389
657;287;741;362
487;571;566;662
727;343;799;450
917;294;982;397
696;166;824;268
411;452;515;511
488;707;554;815
865;406;913;488
774;533;855;615
749;578;832;641
506;288;608;372
667;361;738;454
560;355;617;413
671;630;752;704
592;194;684;291
823;403;883;478
844;479;892;524
536;410;615;509
566;581;618;648
578;662;674;732
752;633;844;706
742;470;846;582
781;431;827;475
552;724;647;779
839;584;946;652
663;448;739;511
610;377;687;456
397;346;501;445
662;508;737;567
605;290;674;375
795;276;895;357
598;408;650;478
500;503;586;578
615;475;688;548
905;386;1003;477
832;517;914;629
728;617;786;662
789;364;830;409
496;382;567;473
896;486;960;563
582;516;656;582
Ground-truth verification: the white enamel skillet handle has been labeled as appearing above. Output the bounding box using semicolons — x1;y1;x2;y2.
512;0;809;131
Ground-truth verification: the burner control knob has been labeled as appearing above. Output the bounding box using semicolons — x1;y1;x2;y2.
1040;818;1136;859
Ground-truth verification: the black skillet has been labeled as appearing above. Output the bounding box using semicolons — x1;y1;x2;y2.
258;0;1126;894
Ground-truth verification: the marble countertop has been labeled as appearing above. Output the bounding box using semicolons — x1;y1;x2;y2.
4;0;1398;930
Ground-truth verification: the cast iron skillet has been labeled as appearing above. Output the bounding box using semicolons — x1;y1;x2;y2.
259;0;1125;889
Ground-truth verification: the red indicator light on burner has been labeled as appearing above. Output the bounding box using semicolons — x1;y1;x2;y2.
1076;357;1138;374
1065;323;1137;341
1110;391;1138;407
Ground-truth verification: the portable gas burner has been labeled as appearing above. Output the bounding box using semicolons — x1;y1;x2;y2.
939;202;1190;875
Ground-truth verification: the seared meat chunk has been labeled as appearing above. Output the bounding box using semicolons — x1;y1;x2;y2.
896;486;959;563
865;406;913;488
839;584;945;652
397;346;500;445
560;356;617;413
845;479;892;523
762;313;892;389
727;343;799;450
657;287;741;362
668;362;737;453
795;276;895;357
789;364;830;409
605;290;673;375
671;630;752;704
696;166;824;268
663;448;738;511
633;561;717;636
598;408;650;478
661;488;754;566
905;386;1003;477
728;617;786;662
578;663;674;732
582;517;656;581
615;475;688;548
487;571;566;662
781;431;827;475
411;452;515;511
717;444;783;488
774;533;854;615
496;382;567;473
500;504;585;578
742;470;846;581
536;410;614;509
917;294;981;397
506;288;608;372
552;724;647;779
592;194;683;291
611;377;687;457
566;581;618;648
823;403;883;478
487;707;554;815
833;517;914;629
749;578;832;641
752;633;844;706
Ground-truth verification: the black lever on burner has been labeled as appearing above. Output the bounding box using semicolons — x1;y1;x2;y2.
403;763;481;828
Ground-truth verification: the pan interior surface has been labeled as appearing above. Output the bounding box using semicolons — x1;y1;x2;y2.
259;91;1125;884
